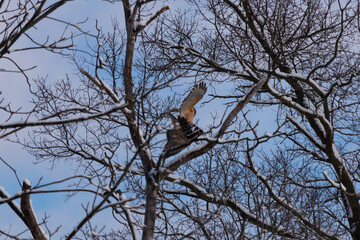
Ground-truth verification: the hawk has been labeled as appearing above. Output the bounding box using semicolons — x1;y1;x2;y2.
163;82;207;157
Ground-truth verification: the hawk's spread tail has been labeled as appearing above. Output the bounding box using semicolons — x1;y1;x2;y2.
178;117;203;141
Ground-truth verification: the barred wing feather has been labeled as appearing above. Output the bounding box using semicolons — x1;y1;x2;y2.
179;82;207;122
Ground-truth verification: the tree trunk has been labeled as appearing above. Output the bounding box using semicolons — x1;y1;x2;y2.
142;182;158;240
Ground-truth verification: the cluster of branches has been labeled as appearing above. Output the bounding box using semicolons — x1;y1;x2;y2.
1;0;360;240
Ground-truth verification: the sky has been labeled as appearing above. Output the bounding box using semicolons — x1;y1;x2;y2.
0;0;203;238
0;0;129;238
0;0;278;238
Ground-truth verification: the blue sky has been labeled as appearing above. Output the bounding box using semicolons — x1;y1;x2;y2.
0;0;279;238
0;0;127;237
0;0;198;238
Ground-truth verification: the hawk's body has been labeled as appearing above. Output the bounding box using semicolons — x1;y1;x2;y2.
163;129;189;157
163;82;207;157
163;115;204;158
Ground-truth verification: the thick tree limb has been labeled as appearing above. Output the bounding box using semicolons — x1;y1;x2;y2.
20;180;48;240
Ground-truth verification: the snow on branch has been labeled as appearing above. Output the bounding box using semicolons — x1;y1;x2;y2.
0;185;25;223
162;173;296;238
286;114;325;150
266;84;316;116
274;69;327;97
323;171;347;192
118;193;139;240
248;155;341;239
80;68;121;103
20;179;49;240
133;5;170;33
164;142;207;170
169;45;251;79
0;102;128;129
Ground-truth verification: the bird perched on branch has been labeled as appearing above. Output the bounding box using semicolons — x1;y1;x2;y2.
163;82;207;157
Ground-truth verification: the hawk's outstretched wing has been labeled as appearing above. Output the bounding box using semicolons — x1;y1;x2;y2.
179;82;207;123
